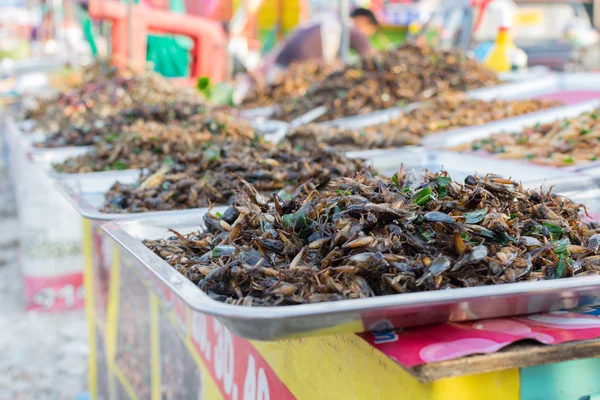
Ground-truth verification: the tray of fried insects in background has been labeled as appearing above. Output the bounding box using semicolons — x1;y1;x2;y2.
53;135;365;222
422;99;600;175
55;142;588;224
4;117;52;156
309;99;600;177
29;118;289;177
55;170;174;221
422;99;600;150
102;168;600;341
30;146;96;176
317;73;600;132
354;148;580;183
239;45;508;126
283;94;580;170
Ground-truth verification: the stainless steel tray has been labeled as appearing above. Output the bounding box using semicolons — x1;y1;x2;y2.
54;169;224;223
468;72;600;103
318;103;420;130
50;146;422;222
5;118;48;155
239;106;277;120
322;73;600;129
497;65;551;82
55;170;150;221
55;145;583;223
235;68;554;122
30;146;95;175
102;174;600;341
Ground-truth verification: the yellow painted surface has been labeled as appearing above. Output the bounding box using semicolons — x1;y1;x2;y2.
112;363;140;400
184;338;224;400
253;333;520;400
150;294;161;400
233;0;300;31
106;246;121;362
284;320;365;339
165;308;223;400
514;8;544;27
83;219;97;400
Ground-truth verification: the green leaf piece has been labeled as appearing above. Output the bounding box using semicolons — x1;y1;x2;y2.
464;209;487;224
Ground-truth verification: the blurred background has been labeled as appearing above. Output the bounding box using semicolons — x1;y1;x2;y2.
1;0;599;82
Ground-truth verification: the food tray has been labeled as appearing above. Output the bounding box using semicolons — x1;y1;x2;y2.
248;119;289;141
239;106;276;120
318;103;420;129
322;73;600;130
497;65;551;82
51;149;381;221
467;72;600;104
347;147;579;185
101;174;600;340
420;98;600;177
30;146;95;175
55;170;157;221
238;70;556;127
56;146;584;222
422;99;600;149
4;117;48;155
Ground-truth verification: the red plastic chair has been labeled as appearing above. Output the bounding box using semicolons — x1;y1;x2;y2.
89;0;228;83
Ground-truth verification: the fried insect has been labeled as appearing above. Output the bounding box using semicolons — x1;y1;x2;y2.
145;169;600;306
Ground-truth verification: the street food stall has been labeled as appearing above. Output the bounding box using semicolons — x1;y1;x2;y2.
4;1;600;399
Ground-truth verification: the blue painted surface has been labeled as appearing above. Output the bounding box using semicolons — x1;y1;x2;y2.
521;358;600;400
574;306;600;317
473;41;493;62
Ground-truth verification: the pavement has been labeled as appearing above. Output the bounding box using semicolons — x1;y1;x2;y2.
0;167;89;399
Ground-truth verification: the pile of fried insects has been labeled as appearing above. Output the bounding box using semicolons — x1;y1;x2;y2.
146;168;600;306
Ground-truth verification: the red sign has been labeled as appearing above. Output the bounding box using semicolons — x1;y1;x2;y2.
190;311;296;399
24;272;85;312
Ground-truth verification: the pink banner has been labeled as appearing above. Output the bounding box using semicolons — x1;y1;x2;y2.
536;91;600;105
24;272;85;312
360;307;600;367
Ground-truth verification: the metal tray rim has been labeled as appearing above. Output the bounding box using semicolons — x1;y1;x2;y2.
54;172;151;221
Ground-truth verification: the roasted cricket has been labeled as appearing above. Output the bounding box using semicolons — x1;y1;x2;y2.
146;169;600;306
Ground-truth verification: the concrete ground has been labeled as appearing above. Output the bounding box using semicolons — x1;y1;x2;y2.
0;168;89;400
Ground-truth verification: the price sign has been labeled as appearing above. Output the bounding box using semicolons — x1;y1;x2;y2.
25;272;85;312
190;311;295;399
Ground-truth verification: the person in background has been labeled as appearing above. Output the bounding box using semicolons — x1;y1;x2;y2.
261;7;380;83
